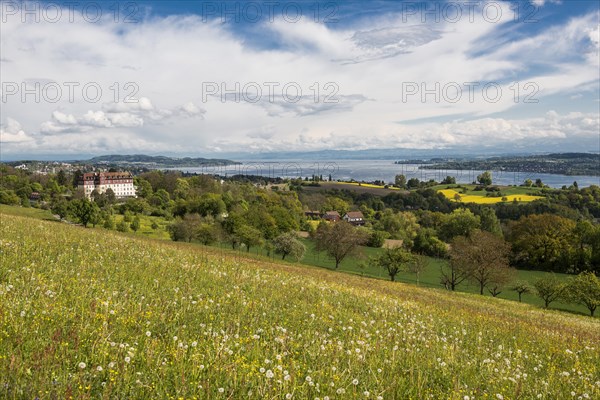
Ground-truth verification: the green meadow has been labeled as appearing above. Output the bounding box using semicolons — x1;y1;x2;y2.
1;212;599;399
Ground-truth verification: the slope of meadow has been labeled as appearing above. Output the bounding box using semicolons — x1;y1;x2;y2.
1;214;599;399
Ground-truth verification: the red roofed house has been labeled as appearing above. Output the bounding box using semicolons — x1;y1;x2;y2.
343;211;365;226
322;211;341;222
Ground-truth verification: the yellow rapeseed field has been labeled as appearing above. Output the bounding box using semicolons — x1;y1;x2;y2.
439;189;544;204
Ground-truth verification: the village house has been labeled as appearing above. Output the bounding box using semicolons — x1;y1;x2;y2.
304;210;321;219
78;171;136;199
343;211;365;226
322;211;341;222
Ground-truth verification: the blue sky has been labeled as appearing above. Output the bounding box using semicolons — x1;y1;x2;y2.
1;0;598;157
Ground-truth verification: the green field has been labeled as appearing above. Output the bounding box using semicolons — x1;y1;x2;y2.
1;212;599;399
0;204;57;221
113;214;172;241
0;205;588;315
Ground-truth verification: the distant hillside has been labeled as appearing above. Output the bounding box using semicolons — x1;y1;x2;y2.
84;154;239;167
416;152;600;176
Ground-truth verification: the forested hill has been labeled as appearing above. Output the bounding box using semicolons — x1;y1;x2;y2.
84;154;239;167
415;153;600;176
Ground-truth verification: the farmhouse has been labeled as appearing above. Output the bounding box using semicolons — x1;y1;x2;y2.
343;211;365;226
304;210;321;219
78;171;136;199
322;211;341;222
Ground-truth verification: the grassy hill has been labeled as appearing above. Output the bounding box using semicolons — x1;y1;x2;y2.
1;214;599;399
0;205;589;314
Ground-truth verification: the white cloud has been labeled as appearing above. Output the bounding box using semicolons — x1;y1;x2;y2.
531;0;562;6
0;118;33;143
0;1;597;155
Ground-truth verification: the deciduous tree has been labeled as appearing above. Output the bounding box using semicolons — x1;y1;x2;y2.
511;280;533;302
315;221;367;269
564;272;600;316
533;274;565;309
449;231;514;295
273;232;306;261
376;246;414;282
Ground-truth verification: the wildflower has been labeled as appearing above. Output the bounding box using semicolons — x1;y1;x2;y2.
266;370;274;379
284;374;291;381
78;362;86;369
260;367;266;373
124;357;131;363
145;331;151;337
218;388;224;393
496;395;504;400
464;396;470;400
352;379;359;385
286;395;292;399
96;366;103;372
364;391;370;397
192;341;198;347
305;376;312;383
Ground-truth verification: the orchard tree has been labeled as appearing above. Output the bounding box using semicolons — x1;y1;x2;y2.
376;246;414;282
440;256;470;291
511;280;533;302
564;272;600;316
196;223;220;245
408;254;428;285
533;274;565;309
449;231;514;295
273;232;306;261
237;225;263;253
315;221;367;269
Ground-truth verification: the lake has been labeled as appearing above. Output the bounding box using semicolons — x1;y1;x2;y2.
169;159;600;189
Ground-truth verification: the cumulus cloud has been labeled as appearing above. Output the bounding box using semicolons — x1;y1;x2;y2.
38;98;204;135
0;1;597;156
209;111;600;152
0;118;33;143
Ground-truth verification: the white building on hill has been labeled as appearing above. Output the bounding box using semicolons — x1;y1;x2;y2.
79;172;136;199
